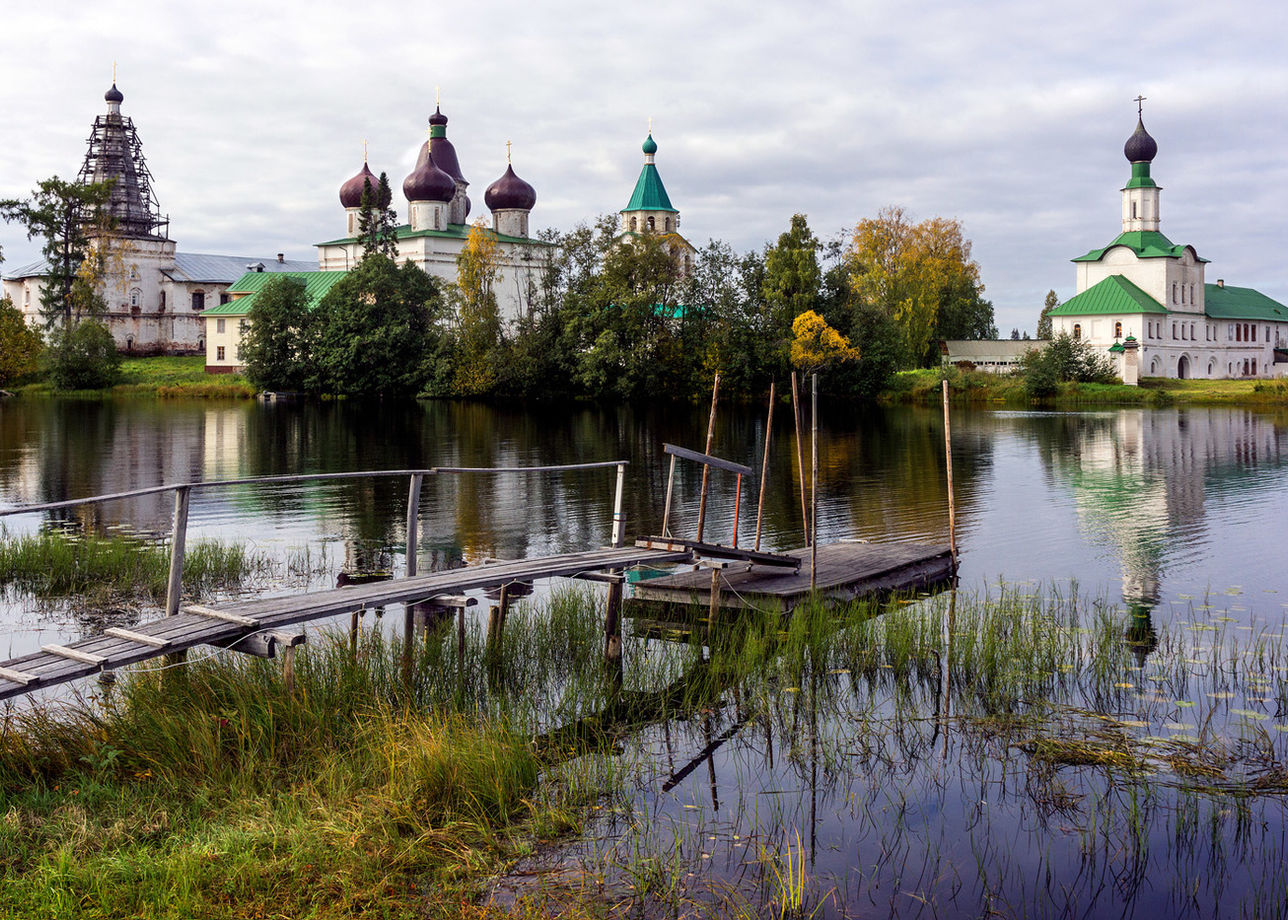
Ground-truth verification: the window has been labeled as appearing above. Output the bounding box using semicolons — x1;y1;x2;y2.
217;346;226;361
129;289;140;307
1181;284;1186;305
192;291;205;311
235;346;242;361
1072;324;1081;340
159;291;166;311
647;216;655;230
1131;202;1137;219
1172;323;1177;339
1172;283;1178;303
630;217;637;231
1190;284;1195;304
239;320;249;334
664;217;670;231
1236;324;1242;342
1114;321;1122;338
1252;325;1257;342
1252;359;1258;375
216;318;226;334
219;293;231;305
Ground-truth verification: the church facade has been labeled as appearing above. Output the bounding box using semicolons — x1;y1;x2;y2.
315;106;549;321
1049;111;1288;381
1;83;313;355
617;132;696;277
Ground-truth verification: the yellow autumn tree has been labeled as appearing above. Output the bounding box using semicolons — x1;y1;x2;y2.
453;219;502;394
790;310;860;376
846;206;982;365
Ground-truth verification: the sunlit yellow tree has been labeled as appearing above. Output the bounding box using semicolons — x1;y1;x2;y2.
453;219;503;394
790;309;860;377
846;206;983;365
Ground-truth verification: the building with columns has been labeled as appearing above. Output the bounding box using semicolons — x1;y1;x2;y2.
1049;109;1288;381
1;82;313;355
618;132;696;277
316;106;549;321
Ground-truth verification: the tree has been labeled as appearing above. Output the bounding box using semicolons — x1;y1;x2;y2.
0;176;114;327
846;207;987;367
310;256;444;397
1037;289;1059;340
789;309;860;377
1021;331;1116;397
0;297;43;384
1010;328;1020;340
451;220;503;395
357;173;399;261
762;214;821;334
240;277;313;391
44;319;119;389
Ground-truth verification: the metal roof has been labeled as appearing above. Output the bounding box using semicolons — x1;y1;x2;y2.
1072;230;1208;263
315;224;551;248
940;340;1042;361
1204;283;1288;322
622;163;677;213
201;271;347;317
1048;275;1169;317
3;251;315;283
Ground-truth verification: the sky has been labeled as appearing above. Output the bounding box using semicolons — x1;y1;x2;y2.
2;0;1286;336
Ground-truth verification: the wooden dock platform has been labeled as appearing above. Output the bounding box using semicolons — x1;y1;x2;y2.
628;540;954;613
0;545;691;703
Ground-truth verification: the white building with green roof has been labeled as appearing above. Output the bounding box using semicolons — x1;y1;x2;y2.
315;106;549;321
618;132;696;277
203;270;347;373
1049;110;1288;381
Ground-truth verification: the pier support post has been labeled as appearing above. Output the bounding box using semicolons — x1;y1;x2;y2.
754;381;776;552
941;379;958;567
164;485;191;670
810;373;818;591
695;373;720;542
706;566;721;647
791;372;808;546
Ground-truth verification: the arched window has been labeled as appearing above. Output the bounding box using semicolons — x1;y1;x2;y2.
129;288;141;307
1181;284;1186;304
1172;282;1178;303
664;217;670;231
1253;359;1258;375
1131;202;1137;219
1252;325;1257;342
630;217;637;231
1236;324;1242;342
1190;284;1195;304
1072;324;1081;340
647;216;655;231
1114;321;1122;338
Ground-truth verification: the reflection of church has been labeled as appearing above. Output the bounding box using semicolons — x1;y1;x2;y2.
1054;409;1286;660
1048;105;1288;381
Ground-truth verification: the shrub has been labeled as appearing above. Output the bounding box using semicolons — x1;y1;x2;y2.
44;319;120;390
1021;332;1116;398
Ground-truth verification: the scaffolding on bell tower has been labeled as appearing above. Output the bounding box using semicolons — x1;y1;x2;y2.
76;91;170;240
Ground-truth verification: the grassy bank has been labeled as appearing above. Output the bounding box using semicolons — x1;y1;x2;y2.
4;584;1288;917
17;357;255;399
885;366;1288;408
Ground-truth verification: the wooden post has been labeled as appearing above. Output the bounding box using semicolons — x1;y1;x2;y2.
810;373;819;590
791;372;808;547
942;379;958;566
706;567;721;646
405;473;423;577
457;604;467;674
611;463;626;549
282;644;296;696
695;373;720;543
165;486;190;618
661;454;677;537
350;610;360;659
604;580;623;663
754;381;776;552
731;473;742;548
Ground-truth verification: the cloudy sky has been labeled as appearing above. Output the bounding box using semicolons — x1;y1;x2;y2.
2;0;1285;335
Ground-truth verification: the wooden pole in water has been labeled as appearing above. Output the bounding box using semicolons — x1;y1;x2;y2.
791;372;808;547
707;567;720;646
695;374;720;543
810;373;819;590
164;485;191;669
661;454;677;537
941;379;958;566
754;381;776;552
402;473;423;689
605;463;626;664
731;473;742;548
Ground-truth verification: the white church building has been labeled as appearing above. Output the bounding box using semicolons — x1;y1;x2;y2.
1048;108;1288;381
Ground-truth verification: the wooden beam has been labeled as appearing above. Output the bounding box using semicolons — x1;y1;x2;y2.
104;627;171;649
635;536;799;569
663;443;753;477
186;605;260;628
0;665;36;686
41;644;106;666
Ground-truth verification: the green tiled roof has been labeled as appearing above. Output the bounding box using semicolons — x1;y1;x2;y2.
202;271;348;316
1047;275;1168;317
622;164;676;213
316;224;552;248
1204;283;1288;322
1072;230;1208;263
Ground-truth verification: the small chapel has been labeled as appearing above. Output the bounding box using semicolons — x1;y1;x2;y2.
1048;104;1288;382
618;131;696;278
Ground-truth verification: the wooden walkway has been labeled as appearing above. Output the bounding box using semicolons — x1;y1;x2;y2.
628;540;954;613
0;545;691;703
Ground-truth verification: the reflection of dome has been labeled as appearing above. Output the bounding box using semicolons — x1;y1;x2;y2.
105;83;124;104
484;165;536;211
1124;118;1158;163
339;163;378;209
402;155;454;203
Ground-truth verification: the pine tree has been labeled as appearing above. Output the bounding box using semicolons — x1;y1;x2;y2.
1037;289;1058;340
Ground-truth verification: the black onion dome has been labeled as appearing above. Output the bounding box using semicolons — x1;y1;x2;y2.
105;83;124;104
428;105;448;127
484;164;536;211
339;162;379;209
1124;118;1158;163
402;153;454;203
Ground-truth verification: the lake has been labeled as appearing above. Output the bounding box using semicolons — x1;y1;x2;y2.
2;396;1287;916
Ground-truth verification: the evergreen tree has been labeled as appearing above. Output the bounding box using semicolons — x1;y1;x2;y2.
762;213;821;336
1037;289;1059;339
355;173;399;261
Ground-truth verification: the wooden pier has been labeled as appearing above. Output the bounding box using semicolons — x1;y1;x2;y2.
629;540;954;613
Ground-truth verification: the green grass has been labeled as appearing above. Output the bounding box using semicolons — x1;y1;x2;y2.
17;357;256;399
0;531;267;600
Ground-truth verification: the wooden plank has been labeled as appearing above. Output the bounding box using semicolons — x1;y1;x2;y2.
41;644;107;666
636;537;799;569
0;665;36;686
663;443;753;476
186;605;260;628
104;627;171;649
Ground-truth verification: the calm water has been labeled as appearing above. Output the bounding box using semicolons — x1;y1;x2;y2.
3;397;1288;916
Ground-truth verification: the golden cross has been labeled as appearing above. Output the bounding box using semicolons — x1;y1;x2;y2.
435;85;440;106
112;61;117;83
648;116;653;135
363;139;368;162
506;140;512;163
1134;94;1146;116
